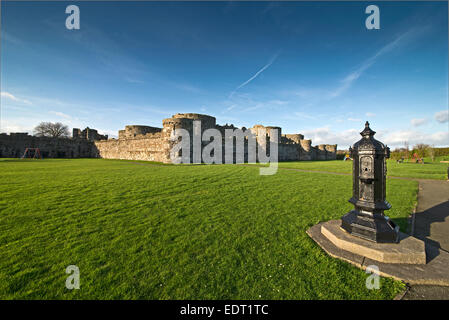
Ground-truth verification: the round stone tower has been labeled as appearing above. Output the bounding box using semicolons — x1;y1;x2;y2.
171;113;216;130
325;144;337;160
316;144;327;160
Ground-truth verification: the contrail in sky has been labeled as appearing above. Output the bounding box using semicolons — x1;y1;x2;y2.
230;51;281;98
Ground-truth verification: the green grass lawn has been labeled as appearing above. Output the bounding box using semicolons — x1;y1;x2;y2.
0;159;418;299
275;158;449;180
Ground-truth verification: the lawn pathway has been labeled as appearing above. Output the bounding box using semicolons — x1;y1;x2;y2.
402;180;449;300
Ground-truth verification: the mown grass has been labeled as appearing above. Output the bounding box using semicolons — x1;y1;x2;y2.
0;159;418;299
275;157;449;180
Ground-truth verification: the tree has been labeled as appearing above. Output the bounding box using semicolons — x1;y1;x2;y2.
33;122;69;138
404;141;409;159
413;143;430;151
427;145;436;162
413;144;430;158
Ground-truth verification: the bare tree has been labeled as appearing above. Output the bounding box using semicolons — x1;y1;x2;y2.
404;141;409;159
33;122;69;138
413;144;430;158
427;145;436;162
413;143;430;151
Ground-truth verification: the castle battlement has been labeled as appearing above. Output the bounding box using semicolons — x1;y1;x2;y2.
0;114;337;162
94;113;337;163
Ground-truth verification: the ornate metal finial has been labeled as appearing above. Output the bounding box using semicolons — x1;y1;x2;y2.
360;121;376;138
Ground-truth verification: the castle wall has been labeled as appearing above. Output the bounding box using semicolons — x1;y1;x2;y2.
325;144;337;160
0;133;94;158
93;116;337;163
94;132;170;163
172;113;216;129
279;144;300;161
299;139;313;161
315;144;327;161
282;134;305;144
73;127;108;141
119;125;162;139
0;114;337;163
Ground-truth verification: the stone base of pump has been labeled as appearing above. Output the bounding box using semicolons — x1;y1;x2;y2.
341;210;400;243
307;220;449;285
323;219;425;264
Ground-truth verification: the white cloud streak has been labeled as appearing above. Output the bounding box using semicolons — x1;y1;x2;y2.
49;111;73;120
230;51;281;98
1;91;32;105
330;29;417;99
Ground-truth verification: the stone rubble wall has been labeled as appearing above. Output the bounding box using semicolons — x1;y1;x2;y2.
93;113;337;163
73;127;108;141
118;125;162;140
0;133;94;158
1;113;338;162
94;132;169;163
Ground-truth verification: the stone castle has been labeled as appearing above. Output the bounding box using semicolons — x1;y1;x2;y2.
0;113;337;162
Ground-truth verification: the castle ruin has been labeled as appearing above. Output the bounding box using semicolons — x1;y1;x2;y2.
94;113;337;163
0;113;337;162
73;127;108;141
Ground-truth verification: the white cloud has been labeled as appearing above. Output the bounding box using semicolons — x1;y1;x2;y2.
302;127;359;148
1;92;16;100
1;122;31;134
347;118;362;122
410;118;427;127
377;129;449;148
366;112;376;117
300;126;449;150
0;115;41;134
49;111;73;120
1;91;32;105
435;110;449;123
94;128;117;139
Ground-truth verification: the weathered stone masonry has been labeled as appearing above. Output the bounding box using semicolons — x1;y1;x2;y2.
0;132;95;158
94;113;337;163
0;113;337;162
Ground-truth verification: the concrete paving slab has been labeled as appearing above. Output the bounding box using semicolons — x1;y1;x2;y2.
402;285;449;300
413;180;449;252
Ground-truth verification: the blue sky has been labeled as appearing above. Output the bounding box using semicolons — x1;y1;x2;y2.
1;1;448;148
